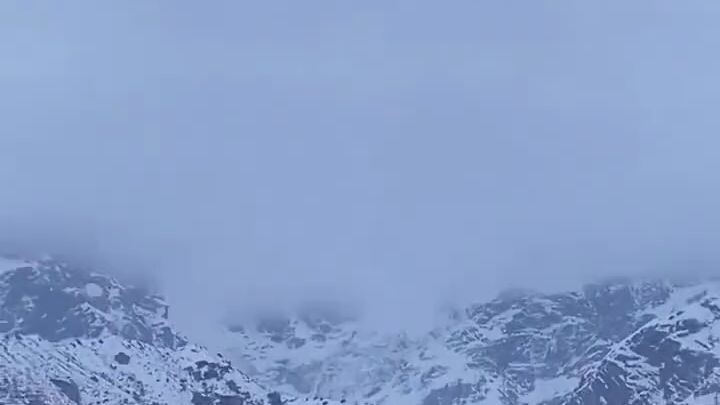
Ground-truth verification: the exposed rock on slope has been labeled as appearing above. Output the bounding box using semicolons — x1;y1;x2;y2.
224;278;720;404
5;253;720;404
0;256;340;405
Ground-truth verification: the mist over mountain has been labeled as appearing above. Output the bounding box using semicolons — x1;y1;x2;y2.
2;1;720;403
4;255;720;404
3;1;720;333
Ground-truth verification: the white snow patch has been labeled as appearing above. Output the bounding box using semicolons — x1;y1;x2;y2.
520;375;579;404
0;257;29;274
85;283;104;298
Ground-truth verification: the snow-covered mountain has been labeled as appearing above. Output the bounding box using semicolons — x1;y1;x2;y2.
222;277;720;405
0;256;342;405
5;253;720;404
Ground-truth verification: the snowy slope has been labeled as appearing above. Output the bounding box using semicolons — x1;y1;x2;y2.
0;257;344;405
5;253;720;404
222;278;720;405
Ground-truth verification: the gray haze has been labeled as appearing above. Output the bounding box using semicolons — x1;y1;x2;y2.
2;1;720;331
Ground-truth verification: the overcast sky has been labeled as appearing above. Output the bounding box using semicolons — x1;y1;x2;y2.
2;1;720;331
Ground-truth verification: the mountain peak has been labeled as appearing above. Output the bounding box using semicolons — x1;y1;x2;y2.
0;255;349;405
221;276;720;405
0;256;182;348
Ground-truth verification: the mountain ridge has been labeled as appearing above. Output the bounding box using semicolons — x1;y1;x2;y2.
0;256;344;405
221;277;720;405
4;254;720;404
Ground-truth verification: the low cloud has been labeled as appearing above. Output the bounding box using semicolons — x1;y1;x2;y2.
2;1;720;334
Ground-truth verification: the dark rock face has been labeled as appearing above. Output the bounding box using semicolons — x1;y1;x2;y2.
449;280;720;405
421;382;478;405
50;379;81;404
187;360;234;383
560;300;720;404
115;351;131;365
0;259;187;348
267;392;283;405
